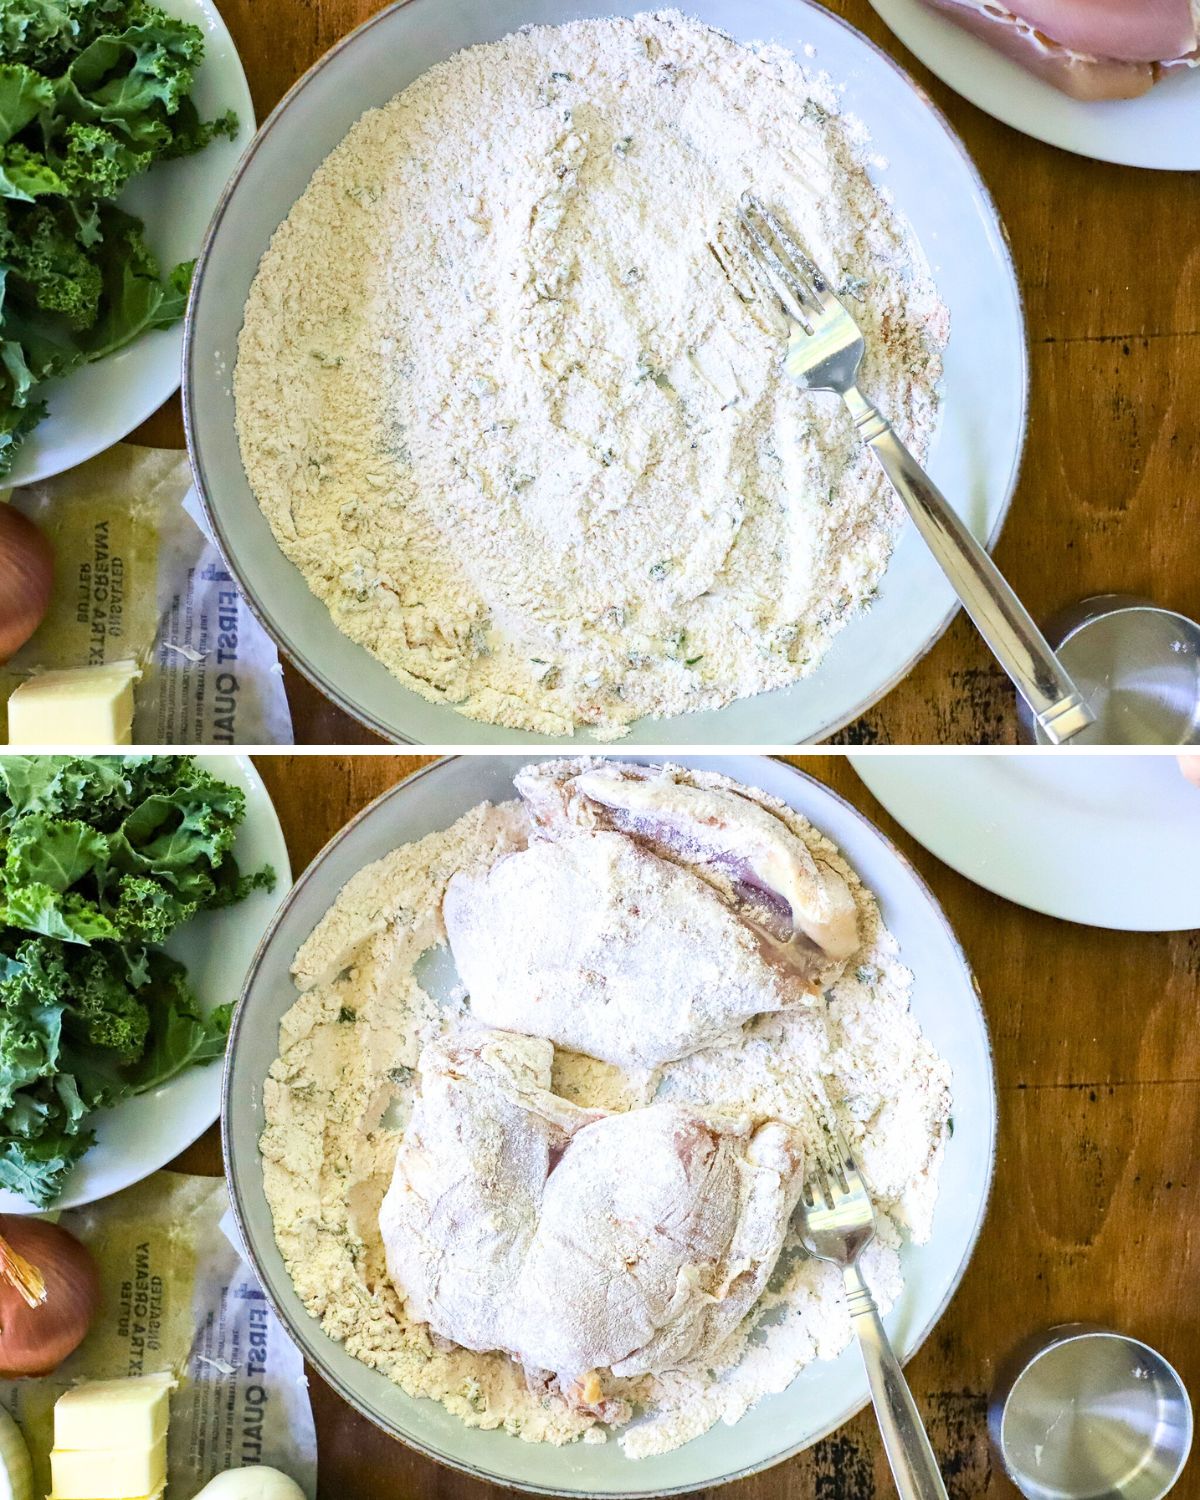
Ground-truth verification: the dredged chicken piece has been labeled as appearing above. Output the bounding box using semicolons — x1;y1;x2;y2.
380;1028;805;1388
443;831;817;1071
516;759;860;974
378;1028;600;1355
520;1111;805;1379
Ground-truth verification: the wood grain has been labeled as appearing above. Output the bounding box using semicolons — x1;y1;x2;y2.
130;0;1200;745
171;754;1200;1499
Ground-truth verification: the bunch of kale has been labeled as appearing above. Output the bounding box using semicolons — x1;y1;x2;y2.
0;0;237;474
0;755;272;1204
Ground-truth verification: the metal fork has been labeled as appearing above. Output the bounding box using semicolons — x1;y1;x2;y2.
733;193;1094;746
799;1132;949;1500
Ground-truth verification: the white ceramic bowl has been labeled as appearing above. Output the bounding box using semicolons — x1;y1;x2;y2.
0;755;290;1213
223;755;996;1494
185;0;1027;745
7;0;256;488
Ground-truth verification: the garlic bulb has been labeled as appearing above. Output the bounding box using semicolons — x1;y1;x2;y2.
195;1468;306;1499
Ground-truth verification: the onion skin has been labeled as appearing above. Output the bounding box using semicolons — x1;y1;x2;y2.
0;506;54;663
0;1216;99;1377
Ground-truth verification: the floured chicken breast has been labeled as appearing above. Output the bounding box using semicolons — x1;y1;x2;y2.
518;759;859;969
446;761;860;1069
524;1109;804;1382
444;831;821;1071
380;1023;804;1401
377;1027;600;1359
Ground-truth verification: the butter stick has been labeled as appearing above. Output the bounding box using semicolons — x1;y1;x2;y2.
5;660;140;745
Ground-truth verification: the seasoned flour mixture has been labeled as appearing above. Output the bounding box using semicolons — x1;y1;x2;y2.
260;764;952;1457
236;12;948;736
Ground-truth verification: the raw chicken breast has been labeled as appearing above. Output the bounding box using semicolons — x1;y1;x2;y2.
919;0;1198;99
1006;0;1196;61
380;1027;805;1388
444;831;819;1071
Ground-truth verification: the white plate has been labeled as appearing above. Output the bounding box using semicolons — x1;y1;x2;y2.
852;751;1200;930
186;0;1027;745
868;0;1200;170
0;754;291;1213
224;754;996;1494
6;0;256;488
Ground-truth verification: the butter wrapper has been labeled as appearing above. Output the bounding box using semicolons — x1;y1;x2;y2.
2;444;293;744
0;1172;316;1498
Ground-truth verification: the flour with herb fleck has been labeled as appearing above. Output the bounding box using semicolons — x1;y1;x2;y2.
260;763;951;1457
235;12;948;736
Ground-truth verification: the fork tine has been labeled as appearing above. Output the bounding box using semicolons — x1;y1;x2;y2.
711;222;793;338
831;1129;870;1198
736;200;814;329
742;192;833;304
736;193;834;326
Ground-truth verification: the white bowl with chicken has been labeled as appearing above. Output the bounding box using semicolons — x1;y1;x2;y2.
223;756;996;1494
869;0;1200;168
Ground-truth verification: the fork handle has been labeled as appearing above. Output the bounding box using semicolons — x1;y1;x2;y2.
842;388;1094;744
844;1264;949;1500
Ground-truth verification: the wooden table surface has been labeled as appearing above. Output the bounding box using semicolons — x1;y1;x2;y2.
132;0;1200;746
172;753;1200;1499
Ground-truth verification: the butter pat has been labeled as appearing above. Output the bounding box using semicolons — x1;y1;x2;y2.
49;1437;165;1499
6;660;139;745
53;1373;174;1451
51;1492;161;1500
59;1494;163;1500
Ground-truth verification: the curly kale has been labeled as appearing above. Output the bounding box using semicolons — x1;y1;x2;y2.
57;121;152;198
0;2;238;474
0;755;274;1205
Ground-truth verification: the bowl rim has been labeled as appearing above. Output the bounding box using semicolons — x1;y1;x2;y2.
183;0;1029;747
221;754;999;1494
